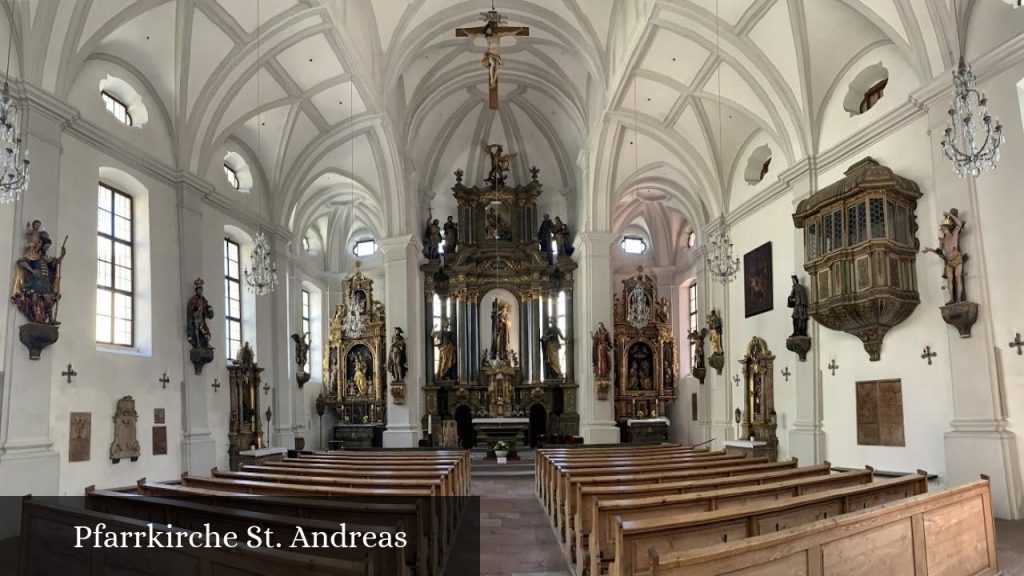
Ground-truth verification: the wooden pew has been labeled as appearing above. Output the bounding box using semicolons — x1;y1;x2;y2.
19;497;365;576
136;480;434;576
574;461;835;564
182;473;449;564
544;448;729;510
297;451;470;495
584;467;872;576
537;445;695;503
536;445;689;498
552;454;757;528
216;468;459;540
647;479;997;576
609;473;929;576
560;459;797;542
268;460;464;499
84;487;408;576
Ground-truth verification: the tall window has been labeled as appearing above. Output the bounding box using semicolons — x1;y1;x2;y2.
301;289;311;373
688;282;698;368
101;91;132;126
432;293;443;374
224;239;243;360
96;184;134;345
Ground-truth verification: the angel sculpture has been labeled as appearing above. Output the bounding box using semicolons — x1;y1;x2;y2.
484;143;517;187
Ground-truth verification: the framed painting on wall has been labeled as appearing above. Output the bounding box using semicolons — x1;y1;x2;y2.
744;241;773;317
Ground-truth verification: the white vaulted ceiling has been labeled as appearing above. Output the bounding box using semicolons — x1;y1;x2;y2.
8;0;1024;266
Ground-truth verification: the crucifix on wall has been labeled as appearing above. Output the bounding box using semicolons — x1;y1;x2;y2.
455;2;530;110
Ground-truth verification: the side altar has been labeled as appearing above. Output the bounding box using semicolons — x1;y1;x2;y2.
322;265;387;448
613;267;679;443
422;147;579;448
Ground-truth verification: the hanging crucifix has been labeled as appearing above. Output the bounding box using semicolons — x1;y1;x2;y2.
455;1;529;110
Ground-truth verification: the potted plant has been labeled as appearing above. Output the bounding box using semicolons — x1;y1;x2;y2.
493;440;510;459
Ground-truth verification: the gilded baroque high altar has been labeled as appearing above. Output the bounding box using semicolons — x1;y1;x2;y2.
422;147;578;448
613;267;679;443
322;266;387;448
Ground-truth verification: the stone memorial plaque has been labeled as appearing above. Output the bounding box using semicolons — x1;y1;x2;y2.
152;426;167;455
69;412;91;462
154;408;165;424
856;379;905;446
691;393;698;421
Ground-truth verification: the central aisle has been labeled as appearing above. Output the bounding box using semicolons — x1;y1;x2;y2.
472;475;571;576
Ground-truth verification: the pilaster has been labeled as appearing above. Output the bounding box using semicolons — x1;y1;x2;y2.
0;102;64;498
572;231;618;444
177;180;216;474
379;235;425;448
268;233;295;450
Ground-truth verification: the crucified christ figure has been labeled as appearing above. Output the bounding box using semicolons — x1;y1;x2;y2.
455;5;530;110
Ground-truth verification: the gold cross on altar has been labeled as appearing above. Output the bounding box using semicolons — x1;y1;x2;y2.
455;5;529;110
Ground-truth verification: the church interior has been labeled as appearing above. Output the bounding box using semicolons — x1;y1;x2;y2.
1;0;1024;574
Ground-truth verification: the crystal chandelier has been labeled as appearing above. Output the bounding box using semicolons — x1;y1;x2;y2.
244;231;278;295
0;30;29;203
940;57;1004;178
705;215;739;284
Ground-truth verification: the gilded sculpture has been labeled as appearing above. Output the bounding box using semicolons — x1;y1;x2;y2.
786;275;812;361
187;278;215;374
541;317;564;378
923;208;980;337
12;221;67;359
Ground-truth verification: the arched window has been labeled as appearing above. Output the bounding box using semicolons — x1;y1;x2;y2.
353;238;377;257
224;163;240;190
224;238;243;360
621;235;647;255
687;282;698;371
844;64;889;116
302;237;311;253
687;230;696;248
859;78;888;113
96;183;134;346
101;91;132;126
744;145;773;185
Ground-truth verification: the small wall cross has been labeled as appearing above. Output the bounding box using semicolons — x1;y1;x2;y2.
263;381;271;395
827;359;839;376
921;346;938;366
1010;333;1024;356
781;367;791;382
211;378;221;393
61;363;78;384
158;372;170;389
732;374;740;386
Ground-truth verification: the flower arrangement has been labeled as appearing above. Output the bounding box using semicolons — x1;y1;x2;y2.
493;440;510;452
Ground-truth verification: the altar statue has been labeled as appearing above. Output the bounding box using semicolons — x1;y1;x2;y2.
537;214;554;256
353;353;369;395
442;216;458;253
541;318;564;378
552;216;573;256
434;320;456;379
423;217;441;260
489;298;513;362
592;322;612;379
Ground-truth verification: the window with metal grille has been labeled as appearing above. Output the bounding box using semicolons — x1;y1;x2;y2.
101;91;133;126
224;238;243;361
96;184;134;346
